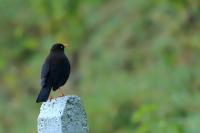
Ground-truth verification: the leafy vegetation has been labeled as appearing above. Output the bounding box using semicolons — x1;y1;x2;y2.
0;0;200;132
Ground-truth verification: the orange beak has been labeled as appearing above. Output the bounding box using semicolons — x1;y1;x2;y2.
63;43;68;48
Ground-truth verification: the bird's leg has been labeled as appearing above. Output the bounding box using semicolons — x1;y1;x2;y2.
59;88;65;97
48;95;53;101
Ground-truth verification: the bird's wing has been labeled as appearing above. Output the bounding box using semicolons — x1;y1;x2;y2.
41;60;50;87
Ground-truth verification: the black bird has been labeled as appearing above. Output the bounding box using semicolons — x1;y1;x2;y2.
36;43;70;103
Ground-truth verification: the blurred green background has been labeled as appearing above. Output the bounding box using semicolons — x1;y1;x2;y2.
0;0;200;133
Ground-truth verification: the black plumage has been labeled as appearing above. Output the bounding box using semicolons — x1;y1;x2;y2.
36;43;70;103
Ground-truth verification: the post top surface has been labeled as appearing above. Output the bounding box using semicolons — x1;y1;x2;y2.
38;95;80;118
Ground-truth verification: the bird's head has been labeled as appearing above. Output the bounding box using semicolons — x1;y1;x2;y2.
51;43;68;52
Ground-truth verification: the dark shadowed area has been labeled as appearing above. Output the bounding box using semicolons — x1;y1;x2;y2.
0;0;200;133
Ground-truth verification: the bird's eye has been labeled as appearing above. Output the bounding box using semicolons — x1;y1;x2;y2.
60;46;63;49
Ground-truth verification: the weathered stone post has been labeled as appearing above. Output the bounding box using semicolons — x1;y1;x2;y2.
37;96;88;133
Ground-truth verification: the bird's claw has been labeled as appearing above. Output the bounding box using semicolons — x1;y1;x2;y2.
59;89;65;97
48;95;53;101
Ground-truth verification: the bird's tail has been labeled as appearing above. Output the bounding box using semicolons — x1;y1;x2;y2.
36;85;51;103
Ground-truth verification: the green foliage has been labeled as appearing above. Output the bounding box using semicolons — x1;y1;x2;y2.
0;0;200;132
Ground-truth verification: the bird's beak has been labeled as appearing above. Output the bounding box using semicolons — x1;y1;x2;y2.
63;43;68;48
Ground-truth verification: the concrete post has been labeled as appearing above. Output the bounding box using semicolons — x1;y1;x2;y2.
37;96;88;133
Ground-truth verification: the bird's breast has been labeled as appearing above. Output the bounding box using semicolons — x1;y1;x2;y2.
49;54;70;87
